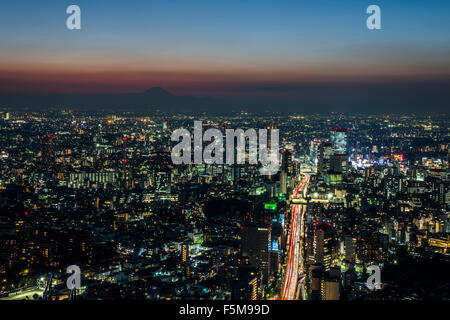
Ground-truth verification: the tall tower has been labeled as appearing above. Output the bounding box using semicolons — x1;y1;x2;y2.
40;135;55;167
280;150;293;194
318;142;333;176
241;224;271;283
281;150;293;176
330;127;348;153
330;128;349;176
313;223;334;271
181;243;190;278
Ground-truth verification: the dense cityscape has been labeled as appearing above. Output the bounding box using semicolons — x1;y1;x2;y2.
0;110;448;300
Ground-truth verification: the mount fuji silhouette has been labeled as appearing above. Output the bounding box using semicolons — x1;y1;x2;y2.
0;87;229;113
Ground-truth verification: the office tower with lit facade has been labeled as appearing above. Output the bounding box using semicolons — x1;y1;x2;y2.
321;266;341;300
330;127;348;154
318;142;333;177
280;150;293;194
281;149;293;176
329;127;349;176
313;223;334;271
181;243;190;278
310;263;341;300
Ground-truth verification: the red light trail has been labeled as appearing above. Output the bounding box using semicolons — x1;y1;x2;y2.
280;173;310;300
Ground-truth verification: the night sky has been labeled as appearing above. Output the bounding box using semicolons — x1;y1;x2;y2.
0;1;449;112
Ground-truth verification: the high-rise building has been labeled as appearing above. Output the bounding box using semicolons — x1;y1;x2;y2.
330;128;349;176
323;266;341;300
40;135;55;167
313;223;334;271
322;278;340;300
280;171;288;195
318;142;333;176
181;243;190;278
330;153;347;175
269;249;280;277
232;266;263;300
310;139;321;165
280;150;293;194
241;224;271;283
155;171;171;194
330;127;348;154
310;263;325;300
269;226;281;277
310;263;341;300
344;235;355;262
181;243;189;263
69;172;119;189
281;150;293;176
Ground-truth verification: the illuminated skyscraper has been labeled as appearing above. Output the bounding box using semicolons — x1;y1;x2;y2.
330;127;348;154
281;150;293;176
313;223;334;271
330;128;349;176
344;235;355;262
181;243;190;278
280;150;293;194
280;171;288;195
318;142;333;176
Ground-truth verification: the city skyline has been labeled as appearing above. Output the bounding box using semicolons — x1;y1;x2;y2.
0;1;450;306
0;111;448;302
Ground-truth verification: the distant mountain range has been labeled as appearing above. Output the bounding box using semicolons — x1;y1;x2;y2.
1;83;449;114
0;87;231;113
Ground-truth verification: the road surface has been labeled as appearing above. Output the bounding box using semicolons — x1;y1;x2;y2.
280;174;310;300
0;286;43;300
